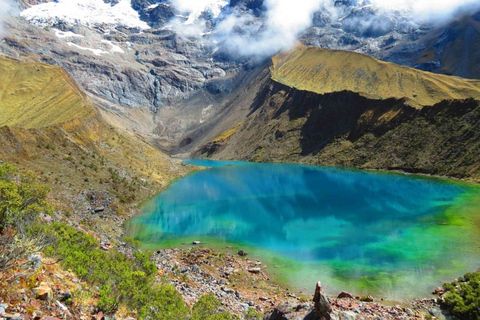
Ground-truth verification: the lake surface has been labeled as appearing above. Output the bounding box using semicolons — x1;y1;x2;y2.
127;160;480;299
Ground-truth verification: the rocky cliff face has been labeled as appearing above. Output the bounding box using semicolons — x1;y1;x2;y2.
194;48;480;182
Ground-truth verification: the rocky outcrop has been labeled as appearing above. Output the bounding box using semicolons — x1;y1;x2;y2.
131;0;176;28
230;0;265;15
264;282;331;320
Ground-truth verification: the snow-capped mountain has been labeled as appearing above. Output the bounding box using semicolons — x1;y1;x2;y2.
21;0;151;29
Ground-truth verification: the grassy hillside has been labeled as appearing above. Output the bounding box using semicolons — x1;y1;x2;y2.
0;56;93;128
271;45;480;108
0;56;191;222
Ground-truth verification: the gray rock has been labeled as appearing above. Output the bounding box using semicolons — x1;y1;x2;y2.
221;287;235;294
429;308;446;320
339;311;357;320
313;281;331;315
28;254;42;269
405;308;414;316
238;250;248;256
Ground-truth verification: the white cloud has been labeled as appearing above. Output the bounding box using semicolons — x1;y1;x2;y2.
213;0;328;59
0;0;17;37
370;0;480;23
210;0;480;59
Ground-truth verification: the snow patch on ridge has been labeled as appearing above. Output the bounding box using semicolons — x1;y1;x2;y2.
67;42;107;56
54;29;84;39
21;0;150;30
101;40;125;54
66;40;125;56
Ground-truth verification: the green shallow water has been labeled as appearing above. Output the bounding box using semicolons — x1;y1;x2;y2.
126;161;480;299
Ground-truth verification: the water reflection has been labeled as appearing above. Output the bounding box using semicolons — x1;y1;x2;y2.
128;163;480;297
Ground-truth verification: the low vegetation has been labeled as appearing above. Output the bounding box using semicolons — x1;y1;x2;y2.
441;271;480;320
213;123;243;143
0;162;54;272
44;223;190;319
0;161;236;319
0;57;93;129
191;294;237;320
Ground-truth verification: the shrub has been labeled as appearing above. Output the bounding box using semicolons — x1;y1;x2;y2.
45;223;189;319
0;162;54;272
191;294;238;320
244;308;263;320
441;271;480;320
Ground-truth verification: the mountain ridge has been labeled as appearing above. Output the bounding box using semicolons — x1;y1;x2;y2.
271;45;480;108
193;47;480;182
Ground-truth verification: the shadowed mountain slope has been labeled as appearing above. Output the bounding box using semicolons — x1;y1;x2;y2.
193;47;480;181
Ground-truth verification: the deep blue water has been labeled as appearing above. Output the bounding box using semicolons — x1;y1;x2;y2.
128;162;480;298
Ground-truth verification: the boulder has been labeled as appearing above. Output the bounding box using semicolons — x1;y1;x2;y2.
238;250;248;256
429;308;446;320
359;295;373;302
247;267;261;274
32;283;53;301
313;281;332;317
337;291;354;299
265;282;332;320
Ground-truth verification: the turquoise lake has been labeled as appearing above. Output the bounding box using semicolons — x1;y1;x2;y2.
127;160;480;299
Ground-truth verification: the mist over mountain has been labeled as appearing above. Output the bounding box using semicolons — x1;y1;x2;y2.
0;0;16;36
161;0;480;60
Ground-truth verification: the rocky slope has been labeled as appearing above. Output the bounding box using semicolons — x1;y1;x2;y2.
193;46;480;182
381;11;480;79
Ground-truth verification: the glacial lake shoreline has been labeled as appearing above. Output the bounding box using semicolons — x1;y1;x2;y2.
126;159;480;300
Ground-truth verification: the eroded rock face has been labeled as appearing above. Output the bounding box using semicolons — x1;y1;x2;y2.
131;0;175;28
230;0;265;15
382;10;480;79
